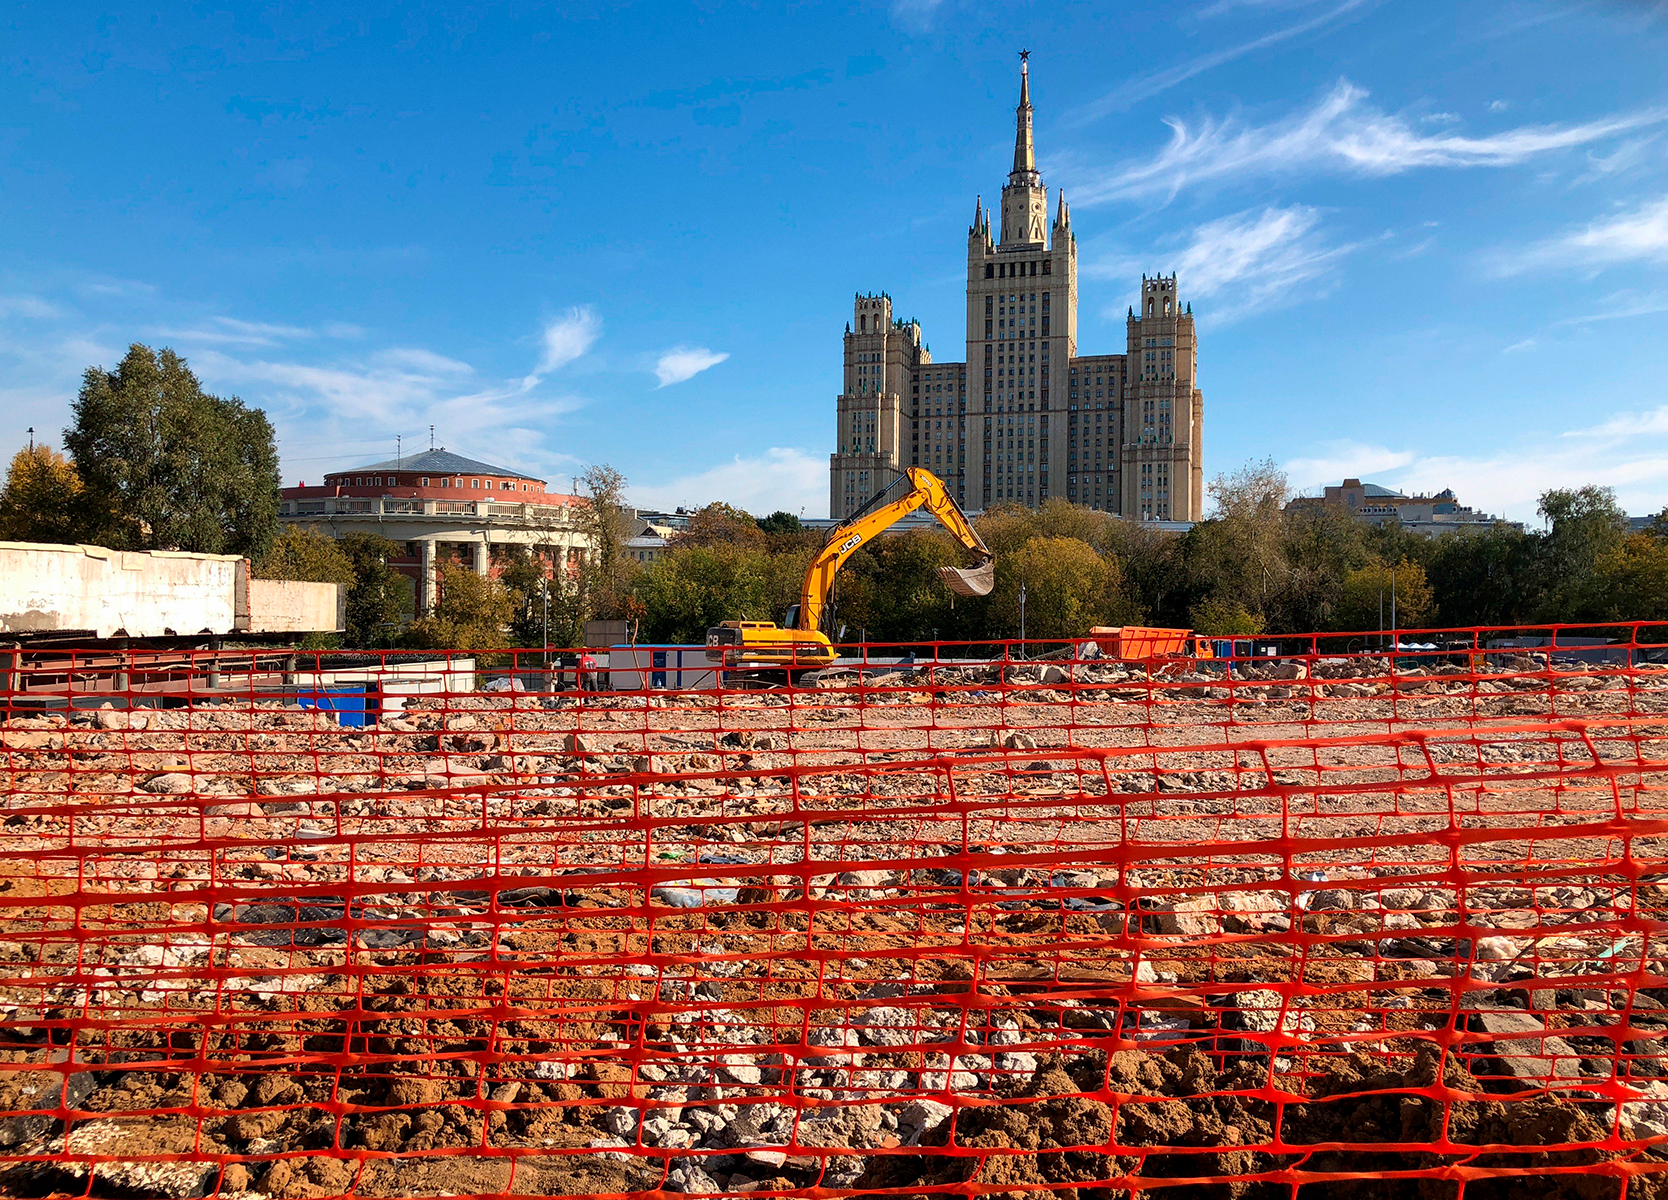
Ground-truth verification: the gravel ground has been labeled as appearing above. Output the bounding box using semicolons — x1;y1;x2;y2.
0;654;1665;1198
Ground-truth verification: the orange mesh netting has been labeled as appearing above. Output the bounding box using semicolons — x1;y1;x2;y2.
1;624;1667;1199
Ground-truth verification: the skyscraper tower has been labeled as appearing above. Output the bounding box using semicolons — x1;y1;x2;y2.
829;56;1204;521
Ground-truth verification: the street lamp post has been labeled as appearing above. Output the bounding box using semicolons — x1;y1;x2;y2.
1019;582;1027;659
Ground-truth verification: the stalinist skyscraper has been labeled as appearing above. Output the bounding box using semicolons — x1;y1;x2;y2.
829;56;1205;521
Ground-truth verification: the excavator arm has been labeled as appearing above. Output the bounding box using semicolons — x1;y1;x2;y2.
798;467;994;635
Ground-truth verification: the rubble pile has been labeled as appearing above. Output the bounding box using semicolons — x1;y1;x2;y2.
0;651;1664;1196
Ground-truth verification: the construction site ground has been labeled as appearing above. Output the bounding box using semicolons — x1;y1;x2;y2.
0;649;1666;1198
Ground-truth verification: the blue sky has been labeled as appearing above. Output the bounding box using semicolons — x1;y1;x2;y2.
3;1;1666;522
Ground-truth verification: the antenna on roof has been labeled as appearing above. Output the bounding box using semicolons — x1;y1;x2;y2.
429;424;435;451
397;435;402;467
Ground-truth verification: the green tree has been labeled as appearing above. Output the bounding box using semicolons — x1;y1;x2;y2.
340;534;412;648
402;561;513;650
254;527;352;585
65;344;281;558
1279;502;1373;632
1596;534;1668;624
1427;523;1531;628
495;544;585;647
256;529;409;647
837;531;970;644
630;544;784;644
0;446;97;544
1533;485;1629;621
757;511;803;537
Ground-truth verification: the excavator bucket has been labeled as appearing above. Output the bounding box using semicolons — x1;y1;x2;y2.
938;559;996;597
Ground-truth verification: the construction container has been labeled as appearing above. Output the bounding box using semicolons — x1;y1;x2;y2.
1087;625;1195;660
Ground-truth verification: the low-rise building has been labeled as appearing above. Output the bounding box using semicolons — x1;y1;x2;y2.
279;449;593;614
1291;478;1520;535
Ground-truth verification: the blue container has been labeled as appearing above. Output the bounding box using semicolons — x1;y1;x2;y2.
295;686;369;728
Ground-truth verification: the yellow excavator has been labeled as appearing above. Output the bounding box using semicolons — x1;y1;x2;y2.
705;467;994;684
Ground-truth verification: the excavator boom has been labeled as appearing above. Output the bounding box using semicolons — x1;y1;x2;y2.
705;468;993;678
798;467;993;635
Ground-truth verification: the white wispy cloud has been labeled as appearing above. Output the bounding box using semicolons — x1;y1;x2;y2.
1198;0;1337;14
1286;407;1668;523
1554;289;1668;325
890;0;947;29
628;447;825;516
1064;81;1668;205
0;279;599;488
1088;205;1355;322
0;294;64;320
148;315;323;349
1491;195;1668;274
653;346;729;387
534;306;602;376
192;342;592;487
1083;0;1376;116
373;347;473;375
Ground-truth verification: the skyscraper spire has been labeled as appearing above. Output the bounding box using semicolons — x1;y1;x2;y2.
1011;50;1036;179
973;193;982;231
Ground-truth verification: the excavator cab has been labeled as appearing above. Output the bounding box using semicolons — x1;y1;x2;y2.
706;468;993;685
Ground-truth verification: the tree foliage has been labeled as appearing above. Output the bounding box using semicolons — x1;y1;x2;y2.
672;502;767;551
65;344;281;558
1335;559;1434;633
985;536;1135;640
580;464;633;619
255;527;352;585
340;534;412;648
609;472;1666;648
403;562;513;650
0;446;96;544
254;529;410;647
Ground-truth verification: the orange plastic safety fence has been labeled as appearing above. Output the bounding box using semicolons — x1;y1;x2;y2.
0;624;1666;1199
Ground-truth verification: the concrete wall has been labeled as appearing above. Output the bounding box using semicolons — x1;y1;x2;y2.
0;542;244;638
247;579;347;634
0;541;344;638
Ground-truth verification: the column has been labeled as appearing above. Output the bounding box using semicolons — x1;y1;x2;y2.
475;534;491;576
419;538;437;614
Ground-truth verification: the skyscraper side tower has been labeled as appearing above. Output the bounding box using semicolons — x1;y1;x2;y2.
829;55;1204;521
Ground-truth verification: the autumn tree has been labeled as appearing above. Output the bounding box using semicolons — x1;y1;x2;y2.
985;536;1136;642
1335;558;1435;633
673;502;766;550
580;464;635;619
1596;534;1668;624
1189;596;1265;636
65;344;281;558
402;562;513;650
0;446;96;544
254;527;352;585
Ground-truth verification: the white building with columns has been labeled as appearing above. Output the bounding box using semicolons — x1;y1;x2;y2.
278;449;593;615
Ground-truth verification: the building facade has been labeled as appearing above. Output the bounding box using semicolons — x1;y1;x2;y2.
1288;478;1522;536
278;448;593;615
829;58;1205;521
